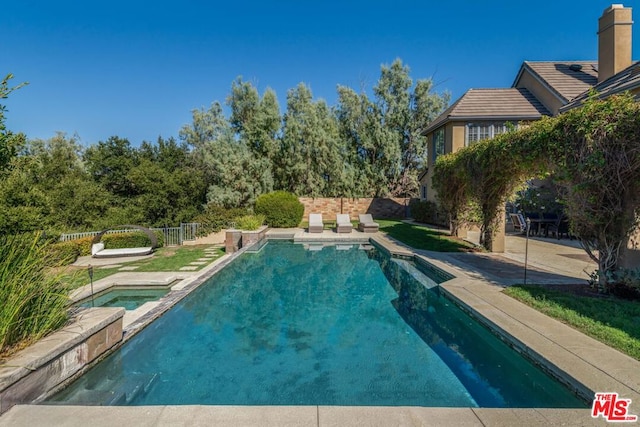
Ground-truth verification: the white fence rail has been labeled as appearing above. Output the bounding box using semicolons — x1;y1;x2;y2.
60;223;200;246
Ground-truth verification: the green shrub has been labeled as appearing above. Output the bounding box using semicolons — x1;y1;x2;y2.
1;232;70;354
76;236;95;256
410;199;438;224
255;191;304;228
102;231;157;249
48;240;81;266
235;214;265;231
589;268;640;300
153;229;165;247
193;205;249;236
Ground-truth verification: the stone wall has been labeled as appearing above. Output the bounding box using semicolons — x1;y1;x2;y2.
299;198;411;220
0;307;124;414
225;226;268;253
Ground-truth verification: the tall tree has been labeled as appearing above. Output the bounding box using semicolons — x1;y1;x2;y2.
336;85;391;196
83;136;138;198
279;83;347;196
373;59;449;197
130;137;207;226
0;74;27;173
227;78;281;161
180;103;272;208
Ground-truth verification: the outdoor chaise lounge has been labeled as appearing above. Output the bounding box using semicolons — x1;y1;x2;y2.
336;214;353;233
308;213;324;233
91;243;154;258
509;213;527;234
91;224;158;258
357;214;379;233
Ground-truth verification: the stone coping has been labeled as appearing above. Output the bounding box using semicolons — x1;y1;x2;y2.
69;272;197;303
235;225;268;235
294;229;373;243
0;405;603;427
0;308;124;391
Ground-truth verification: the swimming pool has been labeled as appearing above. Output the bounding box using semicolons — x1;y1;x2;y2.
48;240;586;407
77;287;170;311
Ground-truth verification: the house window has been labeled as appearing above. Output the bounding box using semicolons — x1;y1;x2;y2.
432;128;445;163
421;185;427;200
466;122;513;146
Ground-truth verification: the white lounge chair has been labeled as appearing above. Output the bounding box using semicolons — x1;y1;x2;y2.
357;214;379;233
336;214;353;233
308;213;324;233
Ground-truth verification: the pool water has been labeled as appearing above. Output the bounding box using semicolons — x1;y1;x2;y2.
77;287;169;311
49;241;586;407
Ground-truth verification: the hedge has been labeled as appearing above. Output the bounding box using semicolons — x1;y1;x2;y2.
254;191;304;228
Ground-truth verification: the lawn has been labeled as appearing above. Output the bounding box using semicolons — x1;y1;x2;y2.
504;285;640;361
377;219;477;252
60;245;224;290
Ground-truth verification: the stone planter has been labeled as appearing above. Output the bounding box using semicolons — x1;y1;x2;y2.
225;226;269;253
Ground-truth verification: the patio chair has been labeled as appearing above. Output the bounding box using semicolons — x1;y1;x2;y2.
509;213;527;233
357;214;379;233
336;214;353;233
308;213;324;233
547;215;571;239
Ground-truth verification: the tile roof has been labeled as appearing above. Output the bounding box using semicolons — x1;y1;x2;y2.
560;61;640;112
424;88;551;134
514;61;598;102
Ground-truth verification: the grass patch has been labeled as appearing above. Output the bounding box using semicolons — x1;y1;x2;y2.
377;219;477;252
504;285;640;361
59;246;225;289
130;246;223;271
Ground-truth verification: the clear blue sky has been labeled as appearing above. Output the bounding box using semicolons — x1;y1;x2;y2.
2;1;638;146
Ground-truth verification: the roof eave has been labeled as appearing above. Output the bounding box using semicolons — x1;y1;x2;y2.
560;83;640;112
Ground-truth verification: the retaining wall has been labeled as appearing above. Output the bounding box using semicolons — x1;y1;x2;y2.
0;308;125;414
299;198;413;220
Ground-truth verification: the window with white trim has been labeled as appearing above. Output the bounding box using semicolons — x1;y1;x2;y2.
465;122;514;146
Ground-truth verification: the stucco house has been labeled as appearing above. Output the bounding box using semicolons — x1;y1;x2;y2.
420;4;637;204
419;4;639;256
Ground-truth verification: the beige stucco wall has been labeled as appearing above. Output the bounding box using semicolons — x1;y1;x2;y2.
515;71;563;115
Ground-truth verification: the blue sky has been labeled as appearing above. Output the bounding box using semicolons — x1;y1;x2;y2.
2;1;639;146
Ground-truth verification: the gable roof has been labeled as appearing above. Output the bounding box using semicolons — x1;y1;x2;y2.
423;88;551;134
513;61;598;103
560;61;640;112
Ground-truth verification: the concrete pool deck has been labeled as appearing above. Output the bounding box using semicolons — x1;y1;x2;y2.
1;229;638;426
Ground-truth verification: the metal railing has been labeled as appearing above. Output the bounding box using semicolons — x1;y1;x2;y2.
60;223;200;246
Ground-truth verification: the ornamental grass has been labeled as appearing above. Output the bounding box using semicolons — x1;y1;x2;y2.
0;232;70;357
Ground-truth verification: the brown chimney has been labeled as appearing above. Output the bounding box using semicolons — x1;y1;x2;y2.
598;4;633;82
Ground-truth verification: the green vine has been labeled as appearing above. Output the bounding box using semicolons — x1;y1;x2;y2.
432;92;640;290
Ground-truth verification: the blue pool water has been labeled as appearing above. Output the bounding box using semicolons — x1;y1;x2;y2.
49;241;586;407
